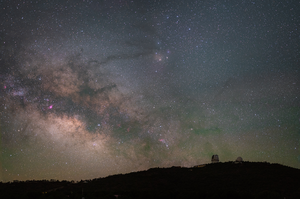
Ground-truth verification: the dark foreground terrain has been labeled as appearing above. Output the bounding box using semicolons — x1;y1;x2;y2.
1;162;300;199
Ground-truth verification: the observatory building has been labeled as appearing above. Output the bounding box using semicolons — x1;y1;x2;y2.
211;154;219;163
235;157;243;163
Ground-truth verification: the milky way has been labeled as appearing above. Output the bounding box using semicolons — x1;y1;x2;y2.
1;0;300;181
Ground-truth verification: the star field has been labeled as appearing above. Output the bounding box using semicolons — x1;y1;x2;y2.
0;0;300;181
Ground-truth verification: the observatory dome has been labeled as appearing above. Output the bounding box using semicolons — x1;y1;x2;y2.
211;154;219;163
236;157;243;162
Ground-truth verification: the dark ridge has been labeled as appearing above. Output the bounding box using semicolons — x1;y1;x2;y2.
1;162;300;199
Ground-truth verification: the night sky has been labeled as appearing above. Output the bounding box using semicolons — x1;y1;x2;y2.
1;0;299;182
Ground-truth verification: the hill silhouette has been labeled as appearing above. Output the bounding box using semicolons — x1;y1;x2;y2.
1;161;300;199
